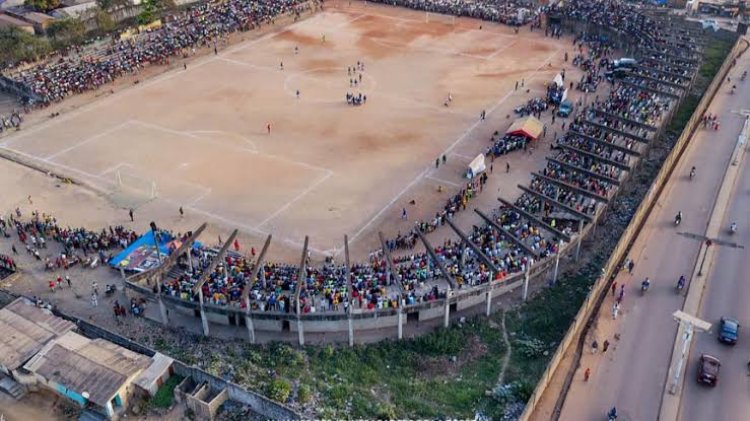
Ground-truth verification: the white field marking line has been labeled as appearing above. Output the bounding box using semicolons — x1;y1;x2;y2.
44;120;133;160
0;131;328;255
218;57;277;72
132;119;331;174
450;152;475;161
188;130;258;151
186;187;213;207
426;174;461;188
130;120;256;153
98;161;132;177
348;46;562;245
256;170;334;228
182;202;329;255
0;10;337;147
370;37;488;61
486;39;520;60
348;166;429;243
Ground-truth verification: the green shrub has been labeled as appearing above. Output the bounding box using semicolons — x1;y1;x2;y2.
150;375;182;408
266;379;292;403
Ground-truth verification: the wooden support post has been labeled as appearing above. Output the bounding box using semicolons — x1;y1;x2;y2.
158;296;169;325
485;288;492;316
398;309;404;340
553;239;563;283
198;288;209;336
443;295;450;328
576;219;584;261
345;235;354;347
245;297;255;344
523;264;530;301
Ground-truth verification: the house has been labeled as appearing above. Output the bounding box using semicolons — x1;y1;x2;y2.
0;13;35;34
0;297;75;378
23;331;152;418
19;11;55;35
51;2;98;19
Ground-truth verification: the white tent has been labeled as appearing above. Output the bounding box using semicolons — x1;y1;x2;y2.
552;73;564;87
467;154;486;178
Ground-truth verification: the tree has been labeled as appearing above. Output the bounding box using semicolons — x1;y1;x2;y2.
24;0;60;12
94;8;115;32
95;0;130;12
46;17;86;47
0;27;51;66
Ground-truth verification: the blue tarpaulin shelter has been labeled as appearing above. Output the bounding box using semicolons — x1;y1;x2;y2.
109;231;200;273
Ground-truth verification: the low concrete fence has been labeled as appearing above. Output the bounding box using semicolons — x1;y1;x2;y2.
518;36;749;421
0;289;301;420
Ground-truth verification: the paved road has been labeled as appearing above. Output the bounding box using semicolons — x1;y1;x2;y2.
678;120;750;419
556;57;750;420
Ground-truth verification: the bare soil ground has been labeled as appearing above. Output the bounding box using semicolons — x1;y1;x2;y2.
0;1;577;263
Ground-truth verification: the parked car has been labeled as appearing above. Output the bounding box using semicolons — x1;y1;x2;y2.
718;317;740;345
612;57;637;69
697;353;721;386
557;100;574;118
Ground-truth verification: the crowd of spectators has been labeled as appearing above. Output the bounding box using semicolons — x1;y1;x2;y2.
370;0;535;25
0;0;701;319
0;111;22;133
5;0;313;105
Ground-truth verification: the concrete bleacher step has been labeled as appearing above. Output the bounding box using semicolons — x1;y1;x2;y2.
0;375;26;400
166;265;184;280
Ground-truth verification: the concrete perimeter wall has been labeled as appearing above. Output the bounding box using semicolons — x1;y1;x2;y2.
518;34;749;421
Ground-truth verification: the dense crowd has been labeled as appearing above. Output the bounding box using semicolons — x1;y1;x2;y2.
0;110;22;133
0;0;699;318
5;209;138;271
371;0;535;25
5;0;312;105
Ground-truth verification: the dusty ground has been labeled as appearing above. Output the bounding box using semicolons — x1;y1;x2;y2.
0;2;578;262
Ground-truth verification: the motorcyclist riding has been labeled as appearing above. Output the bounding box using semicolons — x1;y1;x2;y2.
675;211;683;226
641;277;651;291
608;406;618;420
732;84;737;94
677;275;686;290
689;166;696;180
731;222;737;234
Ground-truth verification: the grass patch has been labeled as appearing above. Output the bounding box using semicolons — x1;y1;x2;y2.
667;36;735;135
149;375;183;409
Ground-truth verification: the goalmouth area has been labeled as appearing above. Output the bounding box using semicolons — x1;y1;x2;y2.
0;1;568;258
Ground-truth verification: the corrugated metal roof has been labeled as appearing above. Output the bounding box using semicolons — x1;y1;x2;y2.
0;298;75;371
25;332;150;407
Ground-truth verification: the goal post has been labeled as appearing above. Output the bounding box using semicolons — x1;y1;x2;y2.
425;11;456;26
114;170;158;200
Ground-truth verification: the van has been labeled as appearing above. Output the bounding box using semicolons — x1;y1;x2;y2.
557;100;574;118
613;58;637;69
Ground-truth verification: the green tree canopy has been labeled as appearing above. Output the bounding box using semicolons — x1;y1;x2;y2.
0;27;51;66
24;0;59;12
46;17;86;47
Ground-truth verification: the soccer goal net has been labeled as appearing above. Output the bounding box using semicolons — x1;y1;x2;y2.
425;12;456;26
114;170;159;200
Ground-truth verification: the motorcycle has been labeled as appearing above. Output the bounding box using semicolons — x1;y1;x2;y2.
689;167;695;180
676;276;686;293
105;284;117;296
730;222;737;235
675;212;682;226
641;279;651;295
607;407;618;420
